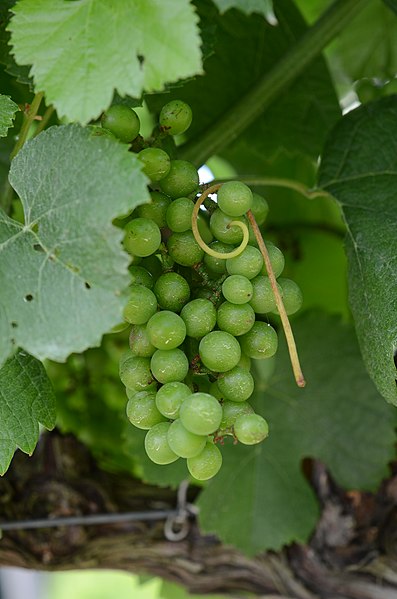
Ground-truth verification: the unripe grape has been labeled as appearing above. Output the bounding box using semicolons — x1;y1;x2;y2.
146;311;186;350
138;148;171;182
222;275;253;304
217;302;255;337
123;284;157;324
123;217;161;257
273;278;303;315
199;331;241;372
234;413;269;445
217;181;253;217
129;324;156;357
145;422;179;464
180;298;217;338
135;191;171;229
155;382;191;419
226;245;263;279
150;348;189;384
251;193;269;225
187;442;222;480
167;231;204;267
210;209;246;244
179;392;222;436
166;197;194;232
119;355;154;391
167;419;206;458
220;400;254;431
126;390;165;430
159;100;193;136
217;366;254;402
101;104;140;142
239;322;278;359
160;160;199;198
154;272;190;312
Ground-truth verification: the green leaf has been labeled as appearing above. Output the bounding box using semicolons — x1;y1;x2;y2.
148;0;340;166
0;349;56;474
383;0;397;14
8;0;202;124
212;0;276;22
0;124;149;366
197;313;396;555
319;96;397;405
0;94;18;137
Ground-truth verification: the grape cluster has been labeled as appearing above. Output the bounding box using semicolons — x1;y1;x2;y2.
101;100;303;481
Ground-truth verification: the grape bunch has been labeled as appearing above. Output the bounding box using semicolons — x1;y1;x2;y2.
101;100;303;481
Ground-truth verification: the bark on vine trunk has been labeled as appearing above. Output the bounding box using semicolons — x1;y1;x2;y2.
1;432;397;599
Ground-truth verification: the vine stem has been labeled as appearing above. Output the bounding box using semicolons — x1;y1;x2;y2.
179;0;370;166
246;210;306;388
200;177;331;201
34;104;54;136
10;91;44;160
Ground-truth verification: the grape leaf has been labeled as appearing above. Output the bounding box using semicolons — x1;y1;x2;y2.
8;0;202;124
197;313;396;555
212;0;276;23
384;0;397;13
0;124;149;366
0;349;56;474
0;94;18;136
318;96;397;405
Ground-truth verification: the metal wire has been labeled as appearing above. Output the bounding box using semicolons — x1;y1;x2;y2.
0;510;179;531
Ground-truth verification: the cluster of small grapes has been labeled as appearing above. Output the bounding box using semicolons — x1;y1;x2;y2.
100;100;303;481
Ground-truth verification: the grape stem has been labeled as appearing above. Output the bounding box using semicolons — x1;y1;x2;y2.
192;183;249;259
200;177;331;201
246;210;306;388
10;91;44;160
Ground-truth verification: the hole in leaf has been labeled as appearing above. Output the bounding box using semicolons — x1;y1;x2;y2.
24;294;34;302
137;54;145;65
85;282;91;289
11;322;18;328
33;243;44;252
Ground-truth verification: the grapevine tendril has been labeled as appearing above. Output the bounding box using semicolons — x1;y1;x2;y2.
192;183;249;259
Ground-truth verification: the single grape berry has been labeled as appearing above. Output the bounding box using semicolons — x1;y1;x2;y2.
187;442;222;480
160;160;199;198
199;330;241;372
226;245;263;279
249;276;282;314
123;284;157;325
101;104;140;143
220;400;254;431
210;209;246;245
146;311;186;350
217;181;253;217
128;265;154;289
239;322;278;359
203;241;234;274
150;348;189;384
260;242;285;278
155;382;191;419
123;217;161;257
216;301;255;337
119;355;154;391
138;148;171;182
179;392;222;436
180;298;217;338
251;193;269;225
234;413;269;445
167;230;204;267
166;197;194;232
129;324;156;358
135;192;171;229
167;419;206;458
273;278;303;315
144;422;179;464
222;275;253;304
217;366;254;402
159;99;192;136
154;272;191;312
126;390;166;430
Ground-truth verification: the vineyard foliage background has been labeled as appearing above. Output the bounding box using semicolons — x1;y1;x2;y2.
0;0;397;558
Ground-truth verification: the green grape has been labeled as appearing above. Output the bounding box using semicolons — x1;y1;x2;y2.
135;191;171;228
251;192;269;226
180;298;217;338
187;442;222;480
222;275;253;304
145;422;179;466
150;348;189;384
119;355;154;391
217;366;254;402
217;301;255;336
209;381;223;400
146;311;186;350
129;324;156;357
126;390;165;430
217;181;253;217
210;209;246;244
166;197;194;232
249;276;282;314
154;272;190;313
144;422;179;464
155;382;191;419
199;330;241;372
160;160;199;198
123;284;157;324
159;99;193;136
167;230;204;266
234;413;269;445
220;400;254;431
226;245;263;279
273;278;303;315
260;242;285;278
167;419;207;458
203;241;234;274
179;392;222;436
101;104;140;143
123;217;161;257
128;265;154;289
138;148;171;182
239;322;278;359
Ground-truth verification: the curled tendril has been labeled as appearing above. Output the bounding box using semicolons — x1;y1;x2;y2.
192;183;249;259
